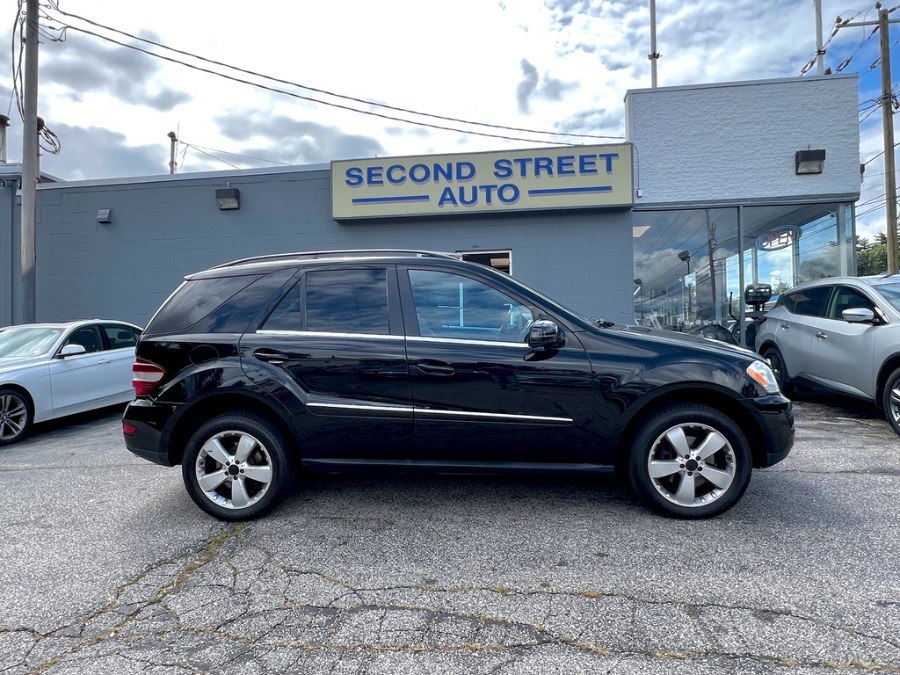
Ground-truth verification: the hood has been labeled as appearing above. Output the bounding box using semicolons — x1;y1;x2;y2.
0;354;48;374
603;324;760;360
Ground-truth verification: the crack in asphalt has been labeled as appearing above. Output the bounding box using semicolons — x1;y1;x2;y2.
3;528;898;674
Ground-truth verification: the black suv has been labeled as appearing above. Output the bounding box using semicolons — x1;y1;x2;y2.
123;250;793;520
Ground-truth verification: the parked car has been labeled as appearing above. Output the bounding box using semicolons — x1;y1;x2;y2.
123;250;793;520
755;274;900;435
0;320;142;445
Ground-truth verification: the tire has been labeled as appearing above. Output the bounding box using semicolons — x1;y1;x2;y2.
182;413;293;520
882;368;900;437
762;346;793;397
0;388;33;446
627;404;752;519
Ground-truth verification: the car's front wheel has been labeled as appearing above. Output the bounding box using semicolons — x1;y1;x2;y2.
882;368;900;437
761;346;793;397
182;413;293;520
627;405;752;519
0;388;33;446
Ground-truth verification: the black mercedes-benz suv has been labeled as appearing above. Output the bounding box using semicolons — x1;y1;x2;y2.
123;250;793;520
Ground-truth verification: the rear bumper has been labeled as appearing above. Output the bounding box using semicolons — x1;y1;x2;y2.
122;398;177;466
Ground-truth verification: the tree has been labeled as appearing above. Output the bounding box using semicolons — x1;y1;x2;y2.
857;233;888;276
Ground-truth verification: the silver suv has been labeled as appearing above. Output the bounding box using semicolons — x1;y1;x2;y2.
755;275;900;435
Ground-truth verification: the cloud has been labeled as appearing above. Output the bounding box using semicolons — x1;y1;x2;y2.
41;34;191;111
213;112;385;165
38;123;167;179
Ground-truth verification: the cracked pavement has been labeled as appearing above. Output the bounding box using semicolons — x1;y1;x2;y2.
1;392;898;674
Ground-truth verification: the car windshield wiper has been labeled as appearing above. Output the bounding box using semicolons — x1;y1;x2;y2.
593;317;615;328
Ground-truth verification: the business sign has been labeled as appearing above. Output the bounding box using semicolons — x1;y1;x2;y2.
331;144;633;219
756;225;800;252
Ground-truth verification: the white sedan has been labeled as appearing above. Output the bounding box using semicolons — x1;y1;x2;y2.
0;320;142;445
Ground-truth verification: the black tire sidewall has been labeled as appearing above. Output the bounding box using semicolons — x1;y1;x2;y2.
0;388;34;446
883;368;900;436
182;413;292;520
762;346;793;397
628;404;752;519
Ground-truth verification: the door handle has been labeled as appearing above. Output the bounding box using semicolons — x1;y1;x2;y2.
254;349;290;365
98;358;111;364
416;361;456;377
780;323;790;330
816;332;828;341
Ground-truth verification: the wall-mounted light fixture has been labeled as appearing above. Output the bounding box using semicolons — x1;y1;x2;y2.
215;187;240;210
96;208;112;224
795;149;826;175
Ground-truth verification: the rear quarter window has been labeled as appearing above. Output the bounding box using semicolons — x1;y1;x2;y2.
145;271;294;335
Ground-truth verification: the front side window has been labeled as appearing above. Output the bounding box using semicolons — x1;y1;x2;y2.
826;287;873;320
408;270;533;342
787;286;832;317
64;326;104;353
263;268;389;335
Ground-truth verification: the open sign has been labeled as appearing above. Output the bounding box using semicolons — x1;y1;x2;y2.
756;225;799;252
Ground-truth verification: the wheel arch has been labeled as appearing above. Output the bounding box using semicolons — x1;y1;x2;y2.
875;355;900;407
616;387;768;469
165;391;301;466
0;383;35;414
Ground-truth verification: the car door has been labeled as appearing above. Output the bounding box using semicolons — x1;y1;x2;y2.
48;324;115;412
811;285;878;398
100;323;141;399
770;285;833;381
400;265;595;464
240;265;414;461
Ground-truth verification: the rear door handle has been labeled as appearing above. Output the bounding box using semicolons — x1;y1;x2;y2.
416;361;456;377
816;332;828;341
254;349;290;365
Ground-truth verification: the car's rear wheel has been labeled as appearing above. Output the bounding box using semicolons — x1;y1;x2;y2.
182;413;293;520
627;404;752;519
0;388;33;446
762;346;793;397
882;368;900;437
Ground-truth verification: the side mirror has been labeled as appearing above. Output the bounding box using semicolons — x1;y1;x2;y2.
528;320;565;350
59;344;87;357
842;307;875;324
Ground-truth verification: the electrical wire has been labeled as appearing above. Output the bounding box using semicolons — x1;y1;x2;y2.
43;2;624;144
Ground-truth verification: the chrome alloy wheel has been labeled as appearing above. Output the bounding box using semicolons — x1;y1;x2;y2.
0;393;28;442
647;422;737;508
888;381;900;425
194;430;274;510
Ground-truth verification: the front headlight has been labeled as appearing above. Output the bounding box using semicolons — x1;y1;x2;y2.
746;360;781;394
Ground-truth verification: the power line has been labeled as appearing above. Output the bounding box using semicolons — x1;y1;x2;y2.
43;3;624;145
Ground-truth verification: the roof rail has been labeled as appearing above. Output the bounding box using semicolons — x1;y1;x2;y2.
211;249;460;269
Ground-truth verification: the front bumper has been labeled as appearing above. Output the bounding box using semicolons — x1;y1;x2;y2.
750;395;795;467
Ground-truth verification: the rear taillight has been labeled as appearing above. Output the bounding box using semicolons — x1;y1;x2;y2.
132;358;166;396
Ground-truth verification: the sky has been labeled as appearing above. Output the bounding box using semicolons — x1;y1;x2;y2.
1;0;896;242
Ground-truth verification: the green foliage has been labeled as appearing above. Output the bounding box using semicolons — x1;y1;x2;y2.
856;232;887;276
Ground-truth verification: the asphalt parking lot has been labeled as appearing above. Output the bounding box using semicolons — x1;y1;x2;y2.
1;393;899;675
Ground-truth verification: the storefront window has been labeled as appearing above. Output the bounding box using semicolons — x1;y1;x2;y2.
633;202;854;334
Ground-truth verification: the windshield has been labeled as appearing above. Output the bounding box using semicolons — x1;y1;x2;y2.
0;326;64;358
873;282;900;312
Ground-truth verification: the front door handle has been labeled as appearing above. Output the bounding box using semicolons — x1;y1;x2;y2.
416;361;456;377
816;331;828;341
254;349;290;365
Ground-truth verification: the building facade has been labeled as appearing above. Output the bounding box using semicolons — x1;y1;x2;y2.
0;74;861;333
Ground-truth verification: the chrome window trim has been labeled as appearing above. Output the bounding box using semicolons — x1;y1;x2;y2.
256;330;403;341
407;336;530;349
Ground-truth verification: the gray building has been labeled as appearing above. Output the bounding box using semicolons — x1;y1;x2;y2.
0;74;861;331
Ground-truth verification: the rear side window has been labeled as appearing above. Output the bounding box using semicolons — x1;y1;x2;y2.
145;274;263;335
785;286;832;317
263;268;389;335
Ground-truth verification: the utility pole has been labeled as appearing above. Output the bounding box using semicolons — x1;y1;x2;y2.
168;131;177;174
648;0;660;87
837;4;900;273
20;0;39;323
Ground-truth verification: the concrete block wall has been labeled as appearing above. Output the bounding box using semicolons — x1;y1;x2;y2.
625;75;861;206
35;167;634;327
